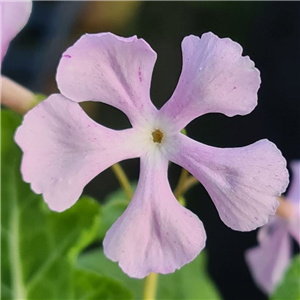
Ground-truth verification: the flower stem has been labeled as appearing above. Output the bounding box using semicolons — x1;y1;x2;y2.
174;168;189;199
181;175;198;195
1;76;37;114
111;163;133;200
276;197;294;219
143;272;159;300
142;168;198;300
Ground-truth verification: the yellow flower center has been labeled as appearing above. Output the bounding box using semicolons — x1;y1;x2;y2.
152;129;164;143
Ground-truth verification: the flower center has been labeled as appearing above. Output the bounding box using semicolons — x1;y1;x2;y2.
152;129;164;143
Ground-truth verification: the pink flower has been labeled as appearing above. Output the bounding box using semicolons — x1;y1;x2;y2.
0;0;32;62
15;32;289;278
245;161;299;295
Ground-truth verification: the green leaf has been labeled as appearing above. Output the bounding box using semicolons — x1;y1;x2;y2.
1;109;21;157
180;127;187;136
77;249;144;299
103;181;137;204
1;159;100;299
78;249;221;300
34;93;48;103
1;109;132;300
160;252;221;299
271;254;300;300
73;269;133;300
99;199;129;239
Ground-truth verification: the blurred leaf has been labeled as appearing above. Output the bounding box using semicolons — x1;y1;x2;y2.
1;109;132;300
77;249;144;299
158;251;221;300
34;93;47;103
78;249;221;300
31;93;48;109
180;127;187;136
104;181;137;204
178;195;186;206
98;199;129;239
81;1;142;32
1;109;21;156
271;254;300;300
72;269;133;300
98;182;136;240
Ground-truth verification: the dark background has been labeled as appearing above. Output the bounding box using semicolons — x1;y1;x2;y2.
2;2;300;300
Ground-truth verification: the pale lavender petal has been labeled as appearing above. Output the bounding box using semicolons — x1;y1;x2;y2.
15;94;144;212
257;216;277;243
286;161;300;244
160;32;261;131
1;0;32;62
287;161;300;203
56;33;157;127
103;155;206;278
245;220;291;295
288;216;300;245
168;134;289;231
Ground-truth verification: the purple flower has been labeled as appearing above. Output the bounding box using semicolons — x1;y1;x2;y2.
0;0;32;62
245;161;299;295
15;32;289;278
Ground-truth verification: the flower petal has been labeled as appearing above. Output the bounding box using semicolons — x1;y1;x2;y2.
15;94;143;212
103;155;206;278
1;0;32;62
56;33;157;127
168;134;289;231
160;32;261;131
288;216;300;245
286;161;300;244
245;219;291;295
287;161;300;204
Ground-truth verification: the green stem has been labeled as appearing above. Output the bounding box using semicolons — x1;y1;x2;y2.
143;273;158;300
181;175;198;195
142;168;197;300
111;163;133;200
174;168;189;199
1;76;37;115
9;168;26;299
111;164;159;299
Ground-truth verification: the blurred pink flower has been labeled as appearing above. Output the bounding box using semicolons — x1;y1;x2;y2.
15;32;289;278
0;0;32;62
245;161;300;295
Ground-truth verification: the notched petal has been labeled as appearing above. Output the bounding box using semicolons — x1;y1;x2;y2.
245;220;291;295
103;156;206;278
161;32;261;130
56;32;158;127
286;161;300;244
168;135;289;231
14;94;142;212
287;160;300;203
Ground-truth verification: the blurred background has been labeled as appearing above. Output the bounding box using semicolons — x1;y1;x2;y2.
2;2;300;300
